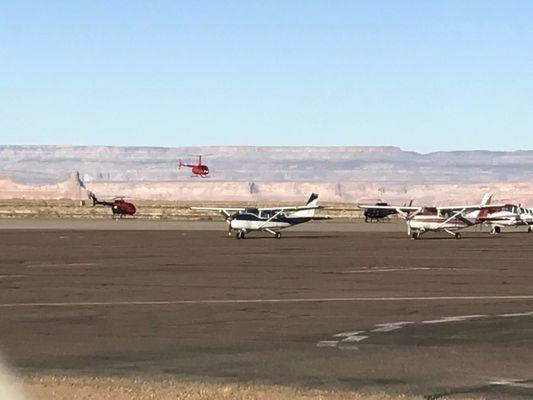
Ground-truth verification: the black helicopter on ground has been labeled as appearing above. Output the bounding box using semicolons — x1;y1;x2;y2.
88;192;136;217
363;200;412;222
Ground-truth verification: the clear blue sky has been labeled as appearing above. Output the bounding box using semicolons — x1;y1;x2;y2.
1;1;532;152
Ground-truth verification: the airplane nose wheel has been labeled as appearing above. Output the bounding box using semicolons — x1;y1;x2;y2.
411;232;420;240
236;231;246;240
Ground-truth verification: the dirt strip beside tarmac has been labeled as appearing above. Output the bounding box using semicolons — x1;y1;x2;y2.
19;376;480;400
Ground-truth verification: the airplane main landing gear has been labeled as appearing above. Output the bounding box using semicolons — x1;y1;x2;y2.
264;228;282;239
454;233;462;240
528;226;532;233
492;226;501;235
411;232;420;240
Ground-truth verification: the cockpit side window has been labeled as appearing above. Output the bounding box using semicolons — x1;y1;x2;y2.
260;210;284;219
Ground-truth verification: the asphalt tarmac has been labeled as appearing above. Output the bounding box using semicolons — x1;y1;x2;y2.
1;224;533;399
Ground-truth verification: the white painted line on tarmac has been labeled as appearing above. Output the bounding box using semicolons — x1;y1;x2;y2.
319;310;533;350
26;262;98;268
371;321;414;332
316;341;338;348
2;295;533;308
340;335;368;343
498;311;533;318
0;275;25;279
357;255;532;261
421;314;488;324
344;267;431;273
333;331;365;338
491;379;533;389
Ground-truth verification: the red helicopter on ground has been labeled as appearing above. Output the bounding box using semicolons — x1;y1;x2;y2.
88;192;136;217
178;155;210;178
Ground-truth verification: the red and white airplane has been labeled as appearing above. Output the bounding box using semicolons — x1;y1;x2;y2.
359;193;495;240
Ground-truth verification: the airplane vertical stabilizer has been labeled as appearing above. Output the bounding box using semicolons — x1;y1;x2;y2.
480;193;493;207
466;192;493;221
289;193;319;218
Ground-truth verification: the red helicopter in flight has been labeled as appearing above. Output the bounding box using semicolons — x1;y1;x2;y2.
178;155;210;178
88;192;136;217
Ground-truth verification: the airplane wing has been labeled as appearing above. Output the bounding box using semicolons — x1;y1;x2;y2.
191;206;246;218
257;205;322;212
437;203;507;211
436;193;505;211
191;205;323;219
191;207;245;212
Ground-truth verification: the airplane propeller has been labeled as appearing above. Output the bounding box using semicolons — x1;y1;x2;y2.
225;212;238;235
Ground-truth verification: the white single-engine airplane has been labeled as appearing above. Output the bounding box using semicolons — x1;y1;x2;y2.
192;193;328;239
359;193;495;240
478;204;533;234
